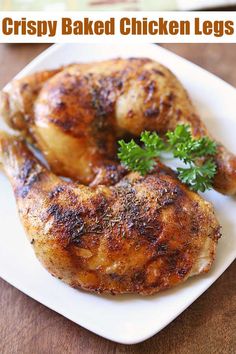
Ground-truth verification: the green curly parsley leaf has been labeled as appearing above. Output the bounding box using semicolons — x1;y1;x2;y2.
117;124;217;192
168;125;217;164
177;159;217;192
166;124;191;148
118;131;166;176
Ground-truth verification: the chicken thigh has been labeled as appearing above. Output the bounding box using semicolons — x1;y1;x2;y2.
1;58;235;194
0;132;220;295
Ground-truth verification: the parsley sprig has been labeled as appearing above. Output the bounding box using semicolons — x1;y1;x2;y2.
118;132;165;176
118;124;217;193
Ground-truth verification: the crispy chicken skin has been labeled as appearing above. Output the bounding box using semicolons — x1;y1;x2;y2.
0;132;220;295
0;58;236;194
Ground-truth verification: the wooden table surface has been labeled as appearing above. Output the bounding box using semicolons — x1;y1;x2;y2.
0;43;235;354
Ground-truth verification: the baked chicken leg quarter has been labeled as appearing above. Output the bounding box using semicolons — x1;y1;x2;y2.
0;132;220;295
1;58;236;194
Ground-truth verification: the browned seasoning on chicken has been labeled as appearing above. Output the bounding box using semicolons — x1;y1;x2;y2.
0;58;236;194
0;132;220;295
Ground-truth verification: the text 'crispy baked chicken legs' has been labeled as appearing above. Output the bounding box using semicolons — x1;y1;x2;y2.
1;58;236;194
0;132;220;295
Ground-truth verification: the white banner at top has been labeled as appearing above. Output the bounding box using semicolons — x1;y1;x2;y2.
0;11;236;43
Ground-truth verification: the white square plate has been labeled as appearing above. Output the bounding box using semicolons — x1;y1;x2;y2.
0;43;236;344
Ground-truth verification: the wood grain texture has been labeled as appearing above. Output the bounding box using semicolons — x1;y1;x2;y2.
0;43;235;354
